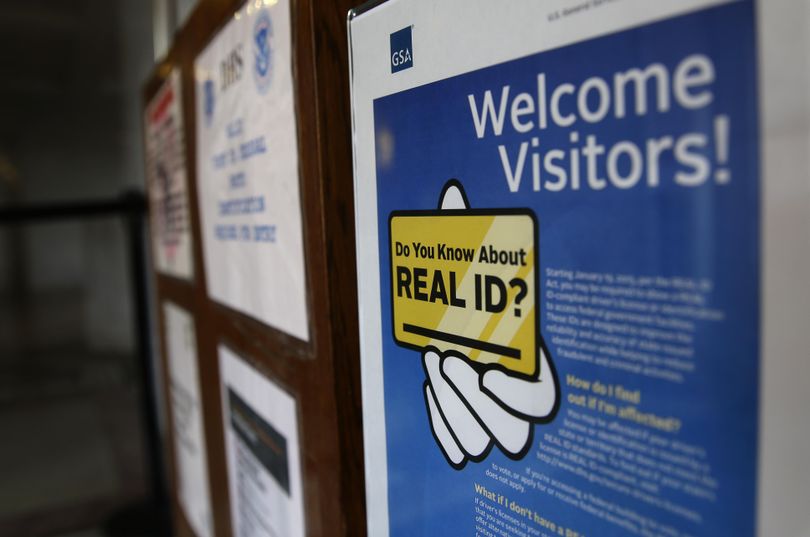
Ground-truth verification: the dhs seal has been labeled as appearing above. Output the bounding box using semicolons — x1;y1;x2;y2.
203;78;215;125
253;10;273;94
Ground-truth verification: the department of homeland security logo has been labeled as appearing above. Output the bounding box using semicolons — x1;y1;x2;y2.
203;78;215;125
253;9;273;93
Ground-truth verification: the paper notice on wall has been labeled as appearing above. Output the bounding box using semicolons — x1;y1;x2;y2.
350;1;760;536
219;345;305;537
164;302;212;537
145;70;193;279
195;0;309;341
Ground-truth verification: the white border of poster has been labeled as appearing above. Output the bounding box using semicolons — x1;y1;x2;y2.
195;0;309;341
219;345;306;537
348;0;810;535
163;302;212;537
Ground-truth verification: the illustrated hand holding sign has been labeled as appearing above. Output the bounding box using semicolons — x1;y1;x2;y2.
389;181;559;469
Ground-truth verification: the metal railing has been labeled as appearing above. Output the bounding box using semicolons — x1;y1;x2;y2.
0;190;170;536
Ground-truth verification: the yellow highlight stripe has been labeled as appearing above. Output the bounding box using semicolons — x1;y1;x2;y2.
467;259;534;363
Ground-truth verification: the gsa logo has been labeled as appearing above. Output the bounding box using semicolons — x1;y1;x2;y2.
203;78;215;125
390;26;413;73
253;10;273;93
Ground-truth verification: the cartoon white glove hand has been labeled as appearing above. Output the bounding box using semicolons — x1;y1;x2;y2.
421;182;559;469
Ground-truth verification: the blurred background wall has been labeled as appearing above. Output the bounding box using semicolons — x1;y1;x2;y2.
0;2;165;535
0;0;153;357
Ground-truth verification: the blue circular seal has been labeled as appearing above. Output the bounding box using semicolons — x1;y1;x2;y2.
253;10;273;94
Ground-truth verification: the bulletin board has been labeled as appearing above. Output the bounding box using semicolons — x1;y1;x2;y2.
142;0;365;535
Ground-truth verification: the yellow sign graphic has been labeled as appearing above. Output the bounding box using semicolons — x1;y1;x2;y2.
389;209;538;378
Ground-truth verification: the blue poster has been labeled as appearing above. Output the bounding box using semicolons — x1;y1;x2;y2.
373;2;758;536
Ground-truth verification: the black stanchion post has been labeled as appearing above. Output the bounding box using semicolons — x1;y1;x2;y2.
105;190;172;537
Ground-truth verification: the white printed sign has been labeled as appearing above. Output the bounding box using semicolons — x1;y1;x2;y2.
219;346;305;537
164;302;212;537
145;70;193;279
195;0;309;341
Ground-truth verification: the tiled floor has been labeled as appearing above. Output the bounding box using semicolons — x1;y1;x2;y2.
0;395;120;517
0;350;150;536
